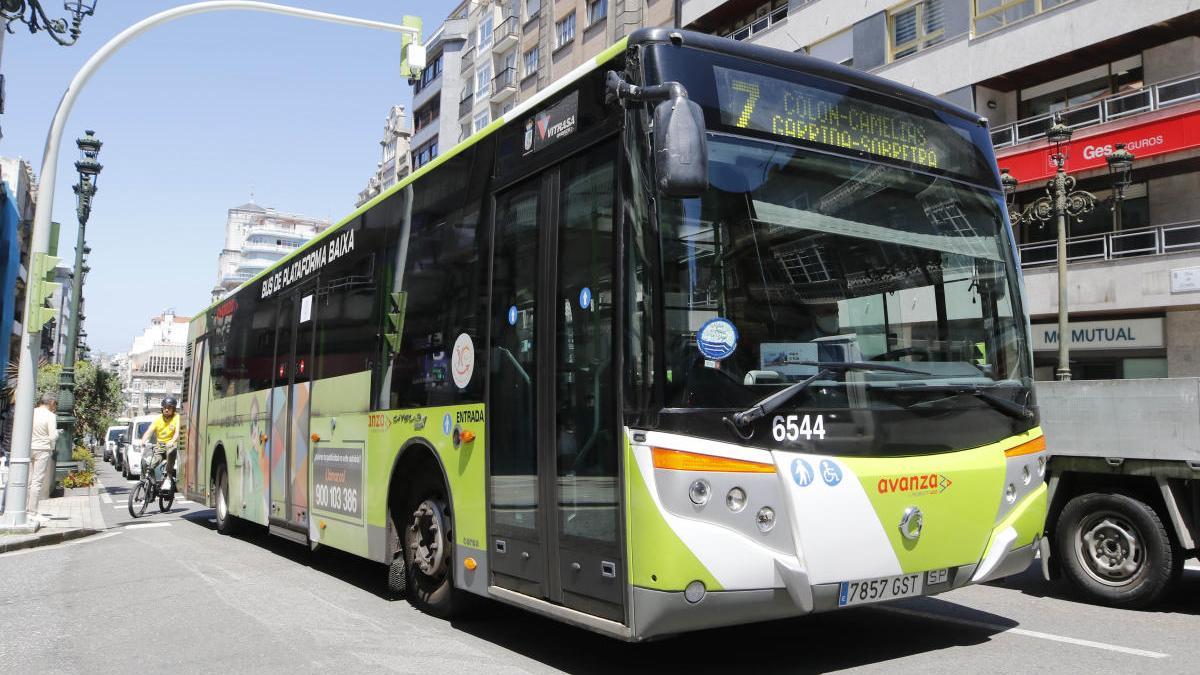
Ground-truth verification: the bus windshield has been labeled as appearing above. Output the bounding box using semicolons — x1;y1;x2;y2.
659;134;1032;415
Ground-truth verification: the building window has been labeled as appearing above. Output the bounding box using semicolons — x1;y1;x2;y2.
808;28;853;67
414;53;443;94
526;0;540;22
972;0;1074;37
889;0;945;62
523;46;540;79
414;139;438;169
476;62;492;100
555;12;576;49
587;0;607;26
478;14;494;49
474;111;490;133
414;99;439;132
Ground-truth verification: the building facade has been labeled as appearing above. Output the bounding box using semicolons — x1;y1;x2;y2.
214;201;330;300
355;104;414;207
681;0;1200;381
413;0;673;169
124;310;189;417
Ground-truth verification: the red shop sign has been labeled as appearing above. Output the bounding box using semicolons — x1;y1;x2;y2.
996;106;1200;183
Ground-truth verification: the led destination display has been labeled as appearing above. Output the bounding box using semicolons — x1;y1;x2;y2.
712;66;990;181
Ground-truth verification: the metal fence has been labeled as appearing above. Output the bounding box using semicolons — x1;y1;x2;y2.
991;71;1200;149
1017;220;1200;267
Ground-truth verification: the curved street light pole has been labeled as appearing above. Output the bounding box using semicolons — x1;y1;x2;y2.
1;1;422;528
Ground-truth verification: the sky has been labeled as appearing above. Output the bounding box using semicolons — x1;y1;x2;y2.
2;0;449;354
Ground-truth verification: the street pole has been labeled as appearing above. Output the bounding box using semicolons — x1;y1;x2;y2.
53;131;102;476
1052;156;1071;381
0;1;424;528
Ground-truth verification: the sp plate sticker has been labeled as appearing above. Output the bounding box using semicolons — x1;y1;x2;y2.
696;318;738;360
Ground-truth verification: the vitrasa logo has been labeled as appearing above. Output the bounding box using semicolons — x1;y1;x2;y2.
877;473;952;496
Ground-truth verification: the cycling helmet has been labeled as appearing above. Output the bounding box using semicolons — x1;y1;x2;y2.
161;396;178;410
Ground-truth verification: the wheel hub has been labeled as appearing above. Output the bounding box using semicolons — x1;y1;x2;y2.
1079;514;1142;584
408;499;447;578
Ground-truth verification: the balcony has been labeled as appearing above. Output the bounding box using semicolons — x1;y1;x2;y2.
725;4;787;41
494;16;519;52
459;87;474;119
1018;221;1200;268
460;45;475;73
992;72;1200;149
492;67;517;103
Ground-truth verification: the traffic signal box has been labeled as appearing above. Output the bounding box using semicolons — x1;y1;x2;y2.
29;252;62;333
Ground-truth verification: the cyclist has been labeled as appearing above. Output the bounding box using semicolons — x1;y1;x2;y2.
141;397;180;491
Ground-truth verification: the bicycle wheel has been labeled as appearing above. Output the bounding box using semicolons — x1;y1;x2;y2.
128;480;149;518
159;487;175;513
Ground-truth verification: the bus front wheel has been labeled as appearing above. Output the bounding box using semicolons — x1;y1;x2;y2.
215;464;240;536
1056;492;1178;607
402;469;459;618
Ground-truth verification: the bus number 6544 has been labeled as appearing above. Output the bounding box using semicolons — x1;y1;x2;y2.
771;414;826;442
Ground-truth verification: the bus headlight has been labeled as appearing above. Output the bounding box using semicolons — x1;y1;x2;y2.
726;487;747;512
689;480;711;506
1022;466;1031;486
1005;483;1017;504
756;506;776;532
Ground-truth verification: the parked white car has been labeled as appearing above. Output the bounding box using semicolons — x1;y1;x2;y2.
122;415;157;479
103;423;127;464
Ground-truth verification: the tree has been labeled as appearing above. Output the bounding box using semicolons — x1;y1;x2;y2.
37;360;125;444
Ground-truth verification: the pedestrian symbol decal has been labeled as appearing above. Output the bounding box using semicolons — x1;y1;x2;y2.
791;458;814;487
819;459;842;486
442;413;452;436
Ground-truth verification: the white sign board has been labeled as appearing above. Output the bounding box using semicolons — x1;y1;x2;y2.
1171;267;1200;294
1032;317;1163;351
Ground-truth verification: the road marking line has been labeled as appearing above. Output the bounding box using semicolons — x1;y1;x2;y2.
126;522;171;529
877;606;1167;659
100;492;112;504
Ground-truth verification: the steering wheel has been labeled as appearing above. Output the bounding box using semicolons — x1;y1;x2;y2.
871;346;933;362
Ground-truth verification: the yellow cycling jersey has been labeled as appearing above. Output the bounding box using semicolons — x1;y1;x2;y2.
149;413;179;445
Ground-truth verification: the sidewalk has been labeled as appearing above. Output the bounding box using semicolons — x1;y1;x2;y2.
0;486;106;553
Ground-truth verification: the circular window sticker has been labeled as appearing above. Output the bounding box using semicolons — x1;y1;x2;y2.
451;333;475;389
696;318;739;360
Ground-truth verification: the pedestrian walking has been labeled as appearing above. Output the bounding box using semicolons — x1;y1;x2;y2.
27;394;59;517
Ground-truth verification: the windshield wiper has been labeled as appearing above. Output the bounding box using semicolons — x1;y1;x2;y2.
891;383;1034;420
724;361;931;438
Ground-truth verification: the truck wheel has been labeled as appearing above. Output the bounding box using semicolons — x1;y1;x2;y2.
1056;492;1178;608
402;468;460;618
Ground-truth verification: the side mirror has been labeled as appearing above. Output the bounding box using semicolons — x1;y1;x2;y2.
653;96;708;198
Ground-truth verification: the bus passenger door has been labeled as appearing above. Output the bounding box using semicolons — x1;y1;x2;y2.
183;338;207;501
489;139;624;624
269;287;316;532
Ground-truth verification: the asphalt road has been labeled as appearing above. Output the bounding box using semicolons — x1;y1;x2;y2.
3;459;1199;674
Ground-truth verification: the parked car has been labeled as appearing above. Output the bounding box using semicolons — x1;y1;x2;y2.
122;415;157;480
104;424;127;464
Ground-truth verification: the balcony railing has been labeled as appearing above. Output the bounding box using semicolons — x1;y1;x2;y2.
459;88;474;118
494;16;519;52
492;67;517;102
992;72;1200;149
1017;221;1200;267
724;5;787;42
460;45;475;73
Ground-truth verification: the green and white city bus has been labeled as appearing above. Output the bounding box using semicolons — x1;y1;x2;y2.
180;28;1046;640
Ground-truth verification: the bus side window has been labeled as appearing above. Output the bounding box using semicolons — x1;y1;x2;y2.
315;252;377;382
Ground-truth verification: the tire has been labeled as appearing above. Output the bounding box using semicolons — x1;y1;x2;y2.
159;488;175;513
214;464;239;535
401;468;461;618
128;480;149;518
1056;492;1179;608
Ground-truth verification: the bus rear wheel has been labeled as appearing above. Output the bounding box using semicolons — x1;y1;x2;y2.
402;470;459;618
1056;492;1178;608
215;464;240;536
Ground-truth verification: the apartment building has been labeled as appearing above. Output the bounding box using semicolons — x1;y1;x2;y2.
356;104;414;208
681;0;1200;381
125;310;189;417
213;200;330;301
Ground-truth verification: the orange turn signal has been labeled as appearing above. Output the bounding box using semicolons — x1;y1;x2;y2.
311;433;321;442
460;430;476;443
651;447;776;473
1005;435;1046;458
464;557;478;571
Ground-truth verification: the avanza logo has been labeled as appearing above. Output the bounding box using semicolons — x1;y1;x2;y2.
877;473;952;496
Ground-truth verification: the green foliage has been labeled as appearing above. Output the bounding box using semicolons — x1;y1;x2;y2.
37;360;125;443
62;470;96;489
71;445;96;472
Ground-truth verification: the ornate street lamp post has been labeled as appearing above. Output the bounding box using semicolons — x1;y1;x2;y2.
53;129;101;476
0;0;99;46
1002;117;1135;382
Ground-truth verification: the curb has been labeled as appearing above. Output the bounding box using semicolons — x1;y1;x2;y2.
0;527;101;554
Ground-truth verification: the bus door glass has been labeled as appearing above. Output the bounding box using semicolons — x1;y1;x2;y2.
269;286;316;529
488;139;622;622
183;337;207;499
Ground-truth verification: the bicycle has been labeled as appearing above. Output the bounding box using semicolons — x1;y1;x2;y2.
128;444;176;518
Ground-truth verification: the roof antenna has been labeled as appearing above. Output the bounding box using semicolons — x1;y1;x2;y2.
249;184;256;204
